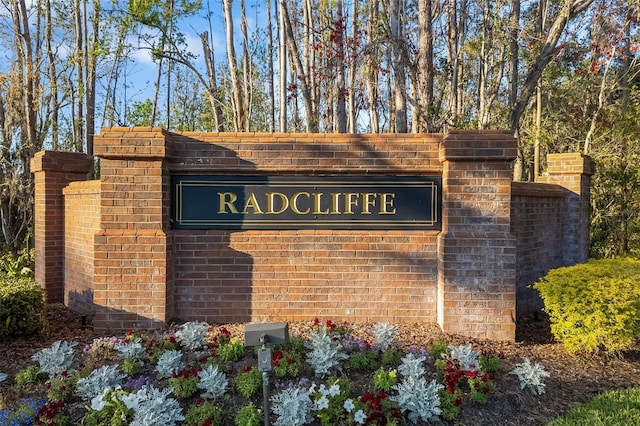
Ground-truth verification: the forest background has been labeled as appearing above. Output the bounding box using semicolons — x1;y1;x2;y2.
0;0;638;260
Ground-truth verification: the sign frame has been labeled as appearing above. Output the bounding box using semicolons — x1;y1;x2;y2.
170;175;441;230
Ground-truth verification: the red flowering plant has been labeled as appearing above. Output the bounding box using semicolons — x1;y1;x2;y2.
433;342;501;417
168;366;202;399
183;398;222;426
313;317;352;336
358;390;402;425
36;400;65;426
272;346;302;378
45;371;75;403
467;371;496;404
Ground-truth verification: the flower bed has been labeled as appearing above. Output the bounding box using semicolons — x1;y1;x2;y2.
1;319;550;425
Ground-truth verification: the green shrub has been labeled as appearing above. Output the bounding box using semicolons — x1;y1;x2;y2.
15;365;47;386
184;401;223;426
234;403;262;426
533;258;640;354
0;249;34;278
236;366;262;398
0;275;48;337
548;387;640;425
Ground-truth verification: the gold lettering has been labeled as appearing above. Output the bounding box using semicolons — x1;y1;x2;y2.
266;192;289;214
330;193;342;214
362;192;376;214
345;192;360;214
380;193;396;214
218;192;239;214
312;193;329;214
242;193;264;214
291;192;310;214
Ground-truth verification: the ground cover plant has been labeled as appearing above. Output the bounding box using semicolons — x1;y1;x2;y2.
0;305;639;425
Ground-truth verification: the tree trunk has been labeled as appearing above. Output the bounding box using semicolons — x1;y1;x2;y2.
266;0;275;132
45;0;59;150
74;0;85;151
280;0;317;132
509;0;595;131
387;0;408;133
417;0;434;132
347;0;358;133
366;1;380;133
240;0;252;131
277;0;287;131
200;31;224;131
223;0;246;131
13;0;38;158
85;0;99;158
335;0;347;133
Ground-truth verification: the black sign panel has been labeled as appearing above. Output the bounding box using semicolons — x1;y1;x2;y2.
171;175;441;230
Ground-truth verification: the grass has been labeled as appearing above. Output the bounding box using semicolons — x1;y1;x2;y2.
549;387;640;425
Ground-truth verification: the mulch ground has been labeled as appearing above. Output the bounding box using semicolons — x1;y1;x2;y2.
1;304;639;425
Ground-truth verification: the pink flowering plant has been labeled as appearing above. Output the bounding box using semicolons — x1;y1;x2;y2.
0;318;551;425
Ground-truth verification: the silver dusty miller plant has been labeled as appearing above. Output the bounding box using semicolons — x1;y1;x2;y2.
196;364;228;399
175;321;210;351
155;349;185;379
115;338;146;360
391;352;443;423
271;385;314;426
391;375;443;423
370;322;399;350
305;326;348;378
76;365;126;400
130;385;185;426
446;343;480;371
31;340;78;376
510;358;550;395
397;352;427;379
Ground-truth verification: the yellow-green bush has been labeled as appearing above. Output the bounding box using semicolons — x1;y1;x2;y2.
533;258;640;354
0;275;48;337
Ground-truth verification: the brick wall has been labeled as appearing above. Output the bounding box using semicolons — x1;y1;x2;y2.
63;180;101;314
32;128;593;341
31;151;93;303
537;153;594;264
92;129;173;330
511;182;565;314
437;131;517;340
169;132;442;326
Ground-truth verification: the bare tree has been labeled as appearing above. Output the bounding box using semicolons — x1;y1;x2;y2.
385;0;408;132
277;0;287;131
11;0;39;157
416;0;435;132
200;31;224;131
279;0;317;132
509;0;594;180
334;0;347;133
266;0;275;132
509;0;595;131
223;0;247;131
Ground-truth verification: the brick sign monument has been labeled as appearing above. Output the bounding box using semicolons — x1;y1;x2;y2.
31;128;592;341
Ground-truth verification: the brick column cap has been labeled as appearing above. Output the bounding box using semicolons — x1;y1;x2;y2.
440;130;517;162
31;151;93;174
545;153;594;176
94;127;173;159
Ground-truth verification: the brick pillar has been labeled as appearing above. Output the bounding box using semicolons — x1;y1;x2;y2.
93;127;173;331
437;130;518;341
537;153;594;264
31;151;93;303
